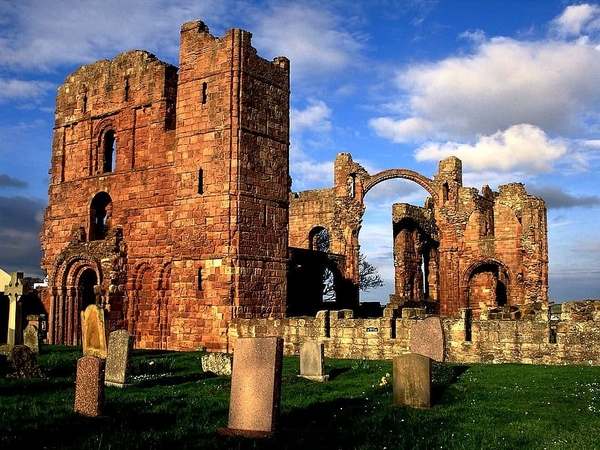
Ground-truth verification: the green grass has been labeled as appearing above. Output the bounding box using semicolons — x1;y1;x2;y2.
2;346;600;449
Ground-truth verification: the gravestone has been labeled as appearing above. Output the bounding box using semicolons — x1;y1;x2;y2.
219;337;284;437
81;304;109;358
201;352;233;376
6;344;44;378
105;330;133;387
74;355;105;417
410;316;445;362
4;272;25;345
299;341;328;381
393;353;432;408
23;324;40;353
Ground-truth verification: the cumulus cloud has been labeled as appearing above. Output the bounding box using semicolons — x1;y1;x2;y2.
291;99;332;133
252;3;365;83
551;3;600;38
414;124;567;173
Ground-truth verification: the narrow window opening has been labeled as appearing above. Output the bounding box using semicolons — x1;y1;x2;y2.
197;267;203;291
124;78;130;102
198;168;204;194
82;92;87;113
262;204;267;227
202;82;208;104
90;192;112;241
103;130;116;173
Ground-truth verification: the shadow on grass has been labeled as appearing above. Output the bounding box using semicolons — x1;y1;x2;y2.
132;371;216;388
327;367;350;380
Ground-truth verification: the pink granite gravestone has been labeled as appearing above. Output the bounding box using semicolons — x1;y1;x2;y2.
74;355;105;417
410;316;445;362
219;337;283;438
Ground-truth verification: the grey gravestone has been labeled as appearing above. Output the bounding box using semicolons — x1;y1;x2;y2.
410;316;445;362
201;352;233;376
219;337;284;438
81;304;109;359
393;353;432;408
299;341;328;381
4;272;25;345
105;330;133;387
74;355;105;417
23;324;40;354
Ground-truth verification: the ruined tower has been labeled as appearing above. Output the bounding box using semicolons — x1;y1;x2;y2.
40;21;290;351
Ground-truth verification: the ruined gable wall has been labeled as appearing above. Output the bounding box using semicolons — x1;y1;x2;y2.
41;50;178;346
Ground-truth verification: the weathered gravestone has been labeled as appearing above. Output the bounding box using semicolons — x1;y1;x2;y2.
299;341;328;381
219;337;284;438
81;304;109;358
393;353;432;408
4;272;25;345
201;352;233;376
105;330;133;387
410;316;445;362
5;344;44;378
74;355;105;417
23;324;40;354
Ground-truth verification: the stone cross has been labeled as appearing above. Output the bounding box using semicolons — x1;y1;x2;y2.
5;272;25;345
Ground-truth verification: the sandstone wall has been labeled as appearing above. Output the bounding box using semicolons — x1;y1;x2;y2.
229;300;600;365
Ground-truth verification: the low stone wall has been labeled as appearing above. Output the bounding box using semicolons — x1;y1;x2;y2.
228;300;600;366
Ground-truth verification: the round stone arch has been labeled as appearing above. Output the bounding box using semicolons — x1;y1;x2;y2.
50;255;103;345
363;168;438;202
462;259;512;310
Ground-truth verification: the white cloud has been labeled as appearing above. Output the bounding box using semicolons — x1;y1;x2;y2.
415;124;567;173
291;99;332;133
369;117;436;143
0;0;229;70
0;78;54;103
252;3;365;83
551;3;600;38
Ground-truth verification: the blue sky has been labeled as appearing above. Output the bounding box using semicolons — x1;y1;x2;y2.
1;0;599;303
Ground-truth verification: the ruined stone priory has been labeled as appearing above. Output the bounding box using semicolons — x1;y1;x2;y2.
42;19;598;366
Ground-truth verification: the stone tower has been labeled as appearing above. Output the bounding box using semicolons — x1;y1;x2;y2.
40;20;290;351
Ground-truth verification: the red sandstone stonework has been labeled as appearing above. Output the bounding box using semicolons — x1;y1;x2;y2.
41;19;548;352
41;21;290;351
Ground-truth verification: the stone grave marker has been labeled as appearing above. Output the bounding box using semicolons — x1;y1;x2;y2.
6;344;44;378
410;316;445;362
393;353;432;408
4;272;25;345
22;324;40;354
74;355;105;417
219;337;284;437
201;352;233;376
81;304;109;359
105;329;133;387
299;341;328;381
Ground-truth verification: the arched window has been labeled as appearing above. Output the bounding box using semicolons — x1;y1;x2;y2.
90;192;112;240
309;227;330;252
102;130;116;173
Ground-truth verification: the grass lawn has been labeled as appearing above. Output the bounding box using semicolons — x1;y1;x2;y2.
1;346;600;449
